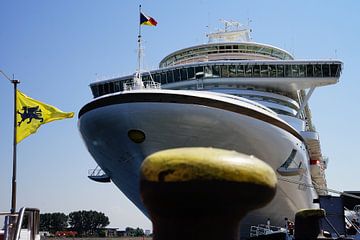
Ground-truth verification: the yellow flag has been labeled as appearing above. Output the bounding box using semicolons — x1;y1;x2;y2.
16;90;74;143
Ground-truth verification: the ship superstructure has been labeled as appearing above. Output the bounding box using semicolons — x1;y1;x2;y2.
79;21;342;237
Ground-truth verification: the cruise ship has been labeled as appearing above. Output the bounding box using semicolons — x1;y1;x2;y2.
78;21;342;237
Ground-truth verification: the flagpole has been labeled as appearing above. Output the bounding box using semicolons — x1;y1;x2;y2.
11;78;20;214
137;4;142;79
0;70;20;214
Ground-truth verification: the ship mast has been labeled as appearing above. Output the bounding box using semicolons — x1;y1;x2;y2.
133;5;145;89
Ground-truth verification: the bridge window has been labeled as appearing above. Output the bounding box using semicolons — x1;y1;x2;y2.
221;65;229;77
187;67;195;79
314;64;322;77
154;73;160;82
161;72;167;84
167;71;174;83
322;64;330;77
180;68;187;80
299;65;306;77
195;66;204;78
330;64;339;77
306;64;313;77
253;65;260;77
104;83;111;94
269;65;277;77
91;85;99;98
212;65;220;77
245;65;253;77
277;65;284;77
229;65;236;77
292;65;299;77
260;65;269;77
237;65;244;77
205;66;212;77
173;69;180;81
109;82;115;93
285;65;291;77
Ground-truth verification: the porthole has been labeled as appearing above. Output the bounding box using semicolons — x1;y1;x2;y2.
128;129;146;143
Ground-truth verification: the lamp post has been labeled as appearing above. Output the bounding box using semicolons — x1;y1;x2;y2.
0;70;20;214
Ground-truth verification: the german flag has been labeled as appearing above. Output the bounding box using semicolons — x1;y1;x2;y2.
140;11;157;26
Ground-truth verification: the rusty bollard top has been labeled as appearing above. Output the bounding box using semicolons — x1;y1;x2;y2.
140;147;277;240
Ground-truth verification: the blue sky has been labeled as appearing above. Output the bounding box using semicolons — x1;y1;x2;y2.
1;0;359;231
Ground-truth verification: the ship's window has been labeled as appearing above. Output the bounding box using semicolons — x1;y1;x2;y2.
154;73;161;82
306;64;313;77
167;71;174;83
292;65;299;77
104;83;111;94
285;65;292;77
91;86;99;98
260;65;269;77
299;65;306;77
322;64;330;77
187;67;195;79
119;81;124;91
161;72;167;84
221;65;229;77
237;65;244;77
142;75;149;81
173;69;180;81
229;65;236;77
277;65;284;77
115;81;121;92
269;65;277;77
180;68;187;80
233;45;238;50
205;66;212;77
330;64;339;77
219;45;226;53
245;65;252;77
109;82;114;93
253;65;260;77
212;65;220;77
314;64;322;77
98;85;104;96
195;66;204;76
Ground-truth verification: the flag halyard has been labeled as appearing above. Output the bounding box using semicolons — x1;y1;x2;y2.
16;90;74;143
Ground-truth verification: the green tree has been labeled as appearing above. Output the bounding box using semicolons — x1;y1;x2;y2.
125;227;144;237
68;210;109;236
40;213;68;233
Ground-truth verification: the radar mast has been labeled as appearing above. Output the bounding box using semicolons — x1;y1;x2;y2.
207;20;252;43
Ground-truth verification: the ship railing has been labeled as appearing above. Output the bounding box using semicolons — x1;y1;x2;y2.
88;166;111;183
0;207;40;240
345;205;360;235
88;167;106;177
249;224;285;237
123;80;161;92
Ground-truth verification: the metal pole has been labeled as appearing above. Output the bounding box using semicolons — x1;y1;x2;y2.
137;4;142;79
1;70;20;214
11;79;20;214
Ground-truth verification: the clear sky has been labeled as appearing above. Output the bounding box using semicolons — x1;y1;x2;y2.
1;0;359;231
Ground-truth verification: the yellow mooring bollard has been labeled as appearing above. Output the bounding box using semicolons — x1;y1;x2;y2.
140;147;277;240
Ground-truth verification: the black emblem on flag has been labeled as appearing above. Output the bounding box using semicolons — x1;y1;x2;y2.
17;106;44;126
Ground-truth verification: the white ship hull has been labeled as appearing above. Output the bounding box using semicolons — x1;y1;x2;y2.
79;89;318;236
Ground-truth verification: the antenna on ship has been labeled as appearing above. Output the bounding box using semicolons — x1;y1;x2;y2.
207;19;251;43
